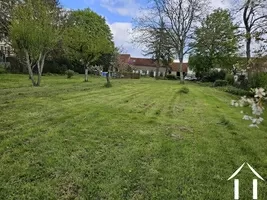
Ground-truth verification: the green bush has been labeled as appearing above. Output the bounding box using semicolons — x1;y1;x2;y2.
224;86;252;96
166;74;177;80
201;70;226;82
65;69;75;78
0;65;7;74
248;73;267;89
178;86;190;94
149;70;154;77
225;74;235;85
213;80;228;87
157;76;166;80
233;75;249;90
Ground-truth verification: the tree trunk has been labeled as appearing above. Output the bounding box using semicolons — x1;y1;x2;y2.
85;67;89;82
24;50;37;86
29;68;37;86
165;66;169;77
246;33;252;78
179;55;184;84
35;53;46;87
155;61;160;79
246;37;251;62
36;72;41;86
106;71;110;84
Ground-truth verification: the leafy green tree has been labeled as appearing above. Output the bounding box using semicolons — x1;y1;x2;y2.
189;9;239;74
9;0;61;86
63;9;114;82
0;0;60;41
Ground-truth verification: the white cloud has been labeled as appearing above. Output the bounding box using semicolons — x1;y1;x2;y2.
108;22;144;57
106;0;234;59
85;0;140;17
91;0;266;60
210;0;231;9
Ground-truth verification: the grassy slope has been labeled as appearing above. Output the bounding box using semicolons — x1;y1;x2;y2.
0;74;267;199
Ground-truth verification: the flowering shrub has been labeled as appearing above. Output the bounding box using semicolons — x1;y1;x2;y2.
231;88;266;128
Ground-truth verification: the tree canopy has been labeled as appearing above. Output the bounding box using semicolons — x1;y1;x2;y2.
0;0;60;41
189;9;239;73
9;0;61;86
63;9;114;82
133;0;208;83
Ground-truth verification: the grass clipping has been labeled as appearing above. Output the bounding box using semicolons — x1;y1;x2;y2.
178;86;189;94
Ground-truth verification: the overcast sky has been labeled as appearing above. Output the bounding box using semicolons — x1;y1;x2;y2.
61;0;232;60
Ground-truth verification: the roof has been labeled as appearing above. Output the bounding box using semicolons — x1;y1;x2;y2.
119;54;131;63
118;54;188;72
129;57;157;67
171;63;188;72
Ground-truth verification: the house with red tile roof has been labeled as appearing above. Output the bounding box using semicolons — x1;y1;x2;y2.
118;54;188;76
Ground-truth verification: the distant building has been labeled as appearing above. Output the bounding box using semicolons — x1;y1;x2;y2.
118;54;188;76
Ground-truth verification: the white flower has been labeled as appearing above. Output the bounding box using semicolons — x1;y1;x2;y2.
255;117;264;124
231;100;236;106
252;103;264;116
249;124;259;128
232;88;265;127
252;118;257;124
246;98;254;105
239;101;244;107
255;88;266;98
243;115;252;120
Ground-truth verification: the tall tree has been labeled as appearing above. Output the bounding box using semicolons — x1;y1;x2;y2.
155;0;209;83
0;0;60;41
234;0;267;62
0;0;16;41
189;9;239;73
9;0;61;86
63;9;114;82
133;4;174;79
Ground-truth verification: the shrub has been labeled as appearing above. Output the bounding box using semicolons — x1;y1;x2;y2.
225;74;235;85
224;86;253;96
0;64;7;74
178;86;190;94
65;69;75;78
248;73;267;89
149;70;154;77
157;76;166;80
213;80;228;87
166;74;177;80
234;75;249;90
201;70;226;82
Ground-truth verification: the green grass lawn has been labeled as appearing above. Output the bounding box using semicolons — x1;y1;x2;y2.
1;74;267;199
